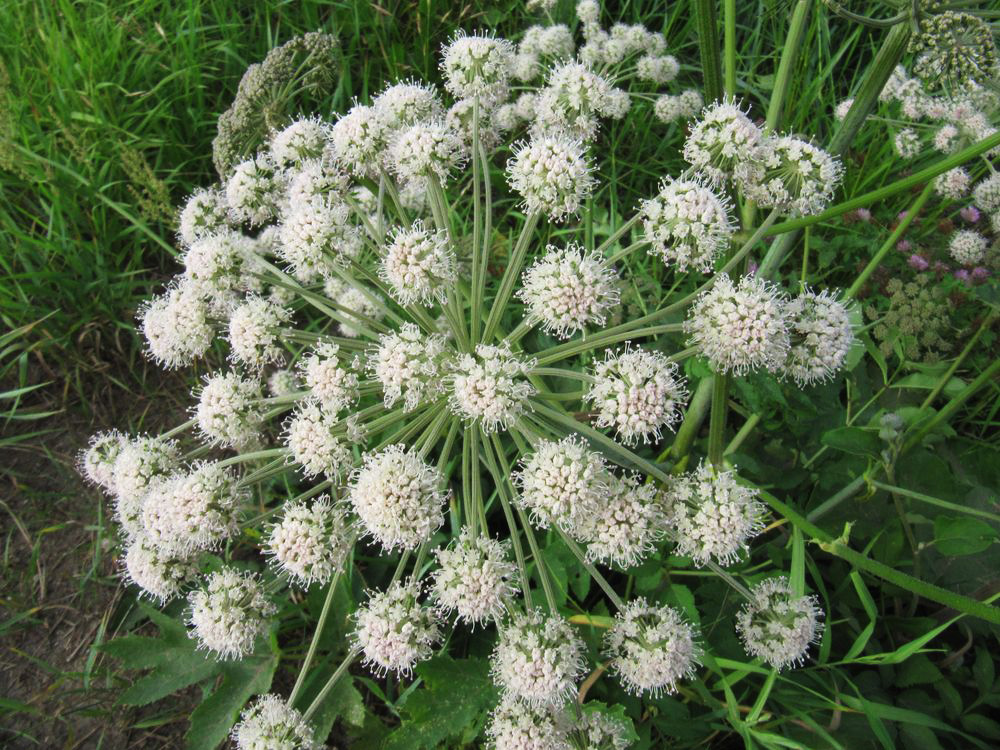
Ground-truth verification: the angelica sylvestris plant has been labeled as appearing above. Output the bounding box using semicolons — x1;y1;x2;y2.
85;1;1000;747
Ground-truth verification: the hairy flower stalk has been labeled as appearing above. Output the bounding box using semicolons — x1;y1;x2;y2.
79;9;933;745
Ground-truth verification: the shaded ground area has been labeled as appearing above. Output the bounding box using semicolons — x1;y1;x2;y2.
1;371;195;748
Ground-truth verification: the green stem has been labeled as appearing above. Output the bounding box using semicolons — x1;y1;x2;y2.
765;0;811;134
707;373;729;467
845;182;934;299
670;376;713;464
216;447;287;469
289;559;350;705
556;528;625;609
484;210;541;343
485;434;533;609
765;492;1000;625
902;358;1000;454
472;96;483;343
302;647;361;721
723;0;736;99
604;240;648;267
533;324;684;366
693;0;724;104
919;312;997;409
724;412;760;456
595;213;642;257
869;481;1000;524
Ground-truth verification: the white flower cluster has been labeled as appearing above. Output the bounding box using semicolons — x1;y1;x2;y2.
683;101;763;184
517;242;620;338
585;346;689;445
347;444;447;551
516;435;608;532
124;534;199;602
368;324;449;411
228;295;291;368
507;136;595;222
654;89;704;124
578;473;665;568
353;581;441;676
604;598;700;697
533;61;628;141
267;496;353;586
109;435;181;535
284;400;351;478
226;154;284;226
140;283;214;368
783;290;854;385
738;135;844;217
142;462;244;555
441;33;515;103
948;229;989;266
491;609;586;707
381;221;457;305
279;195;362;282
431;531;518;625
685;274;790;375
178;187;231;247
233;694;318;750
641;177;734;272
269;117;331;168
196;371;265;448
449;343;537;432
299;341;359;414
664;462;765;566
736;577;823;671
187;567;276;659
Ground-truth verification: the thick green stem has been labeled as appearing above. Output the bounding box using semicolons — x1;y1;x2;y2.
765;1;811;134
471;96;483;343
485;434;533;609
693;0;724;104
670;376;713;464
707;373;729;467
723;0;736;98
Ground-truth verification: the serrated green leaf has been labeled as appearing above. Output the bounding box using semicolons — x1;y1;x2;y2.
895;654;941;687
100;635;172;669
186;652;277;750
106;609;220;708
118;650;218;707
382;656;497;750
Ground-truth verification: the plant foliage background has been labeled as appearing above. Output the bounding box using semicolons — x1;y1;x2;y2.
1;1;1000;749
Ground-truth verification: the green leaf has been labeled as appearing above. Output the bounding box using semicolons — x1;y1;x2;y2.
382;656;498;750
972;648;995;695
105;608;220;707
933;516;997;556
895;654;942;687
961;714;1000;741
821;427;881;458
186;652;278;750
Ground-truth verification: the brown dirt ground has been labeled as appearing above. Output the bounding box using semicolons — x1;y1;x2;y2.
0;365;197;748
